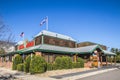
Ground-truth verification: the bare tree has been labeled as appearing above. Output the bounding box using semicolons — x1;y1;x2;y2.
0;16;15;54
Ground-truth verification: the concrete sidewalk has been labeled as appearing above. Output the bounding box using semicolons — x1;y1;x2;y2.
0;66;118;80
0;67;57;80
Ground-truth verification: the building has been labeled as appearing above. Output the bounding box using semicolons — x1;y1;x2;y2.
0;30;116;68
77;41;107;50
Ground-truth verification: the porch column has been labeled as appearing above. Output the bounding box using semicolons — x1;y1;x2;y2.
106;56;108;66
100;56;103;66
22;54;25;62
110;56;112;65
74;54;77;63
114;56;116;65
31;53;33;60
0;57;1;66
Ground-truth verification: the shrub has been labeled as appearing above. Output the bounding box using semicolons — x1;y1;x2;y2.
55;56;72;69
77;57;84;68
47;63;53;71
29;56;46;74
116;55;120;63
17;63;24;71
24;55;31;73
12;54;23;70
52;63;57;70
62;56;72;69
54;56;62;69
72;62;81;68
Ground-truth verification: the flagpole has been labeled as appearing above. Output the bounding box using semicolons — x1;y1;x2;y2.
23;33;25;41
46;16;48;30
23;33;26;49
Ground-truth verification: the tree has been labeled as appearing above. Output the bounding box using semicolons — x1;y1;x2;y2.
115;48;119;53
0;16;15;53
0;48;5;54
110;48;115;53
110;48;120;63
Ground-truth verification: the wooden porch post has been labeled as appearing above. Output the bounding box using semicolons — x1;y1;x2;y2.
0;57;1;67
114;56;116;65
110;56;112;65
106;56;108;66
100;56;103;66
22;54;24;62
74;54;77;63
31;53;33;60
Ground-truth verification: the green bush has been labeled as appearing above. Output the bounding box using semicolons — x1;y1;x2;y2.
77;57;84;68
12;54;23;70
29;56;46;74
52;63;57;70
47;63;53;71
17;63;24;71
54;57;62;69
116;55;120;63
55;56;72;69
24;55;31;73
62;56;72;69
72;62;81;68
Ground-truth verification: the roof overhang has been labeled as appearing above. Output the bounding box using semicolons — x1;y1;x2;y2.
103;50;116;56
0;44;116;56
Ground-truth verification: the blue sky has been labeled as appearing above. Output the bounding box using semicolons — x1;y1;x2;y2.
0;0;120;49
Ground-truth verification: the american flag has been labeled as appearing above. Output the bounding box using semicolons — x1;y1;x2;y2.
20;32;24;37
40;17;47;26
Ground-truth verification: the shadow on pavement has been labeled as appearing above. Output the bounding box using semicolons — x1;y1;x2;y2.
0;74;16;80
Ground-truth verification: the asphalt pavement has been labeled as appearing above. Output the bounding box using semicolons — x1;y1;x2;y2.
77;68;120;80
51;65;118;79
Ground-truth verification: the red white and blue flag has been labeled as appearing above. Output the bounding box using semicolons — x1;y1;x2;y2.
40;17;47;26
20;32;24;37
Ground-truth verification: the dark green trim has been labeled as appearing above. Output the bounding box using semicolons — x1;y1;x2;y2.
0;44;115;57
20;48;75;54
78;52;92;54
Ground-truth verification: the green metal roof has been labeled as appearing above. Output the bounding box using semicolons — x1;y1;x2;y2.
0;44;116;56
18;44;99;54
103;50;116;56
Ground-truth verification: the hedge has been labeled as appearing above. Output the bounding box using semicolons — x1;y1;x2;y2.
24;55;31;73
17;63;24;71
72;62;81;68
116;55;120;62
47;63;53;71
77;58;84;68
29;55;46;74
55;56;72;69
72;58;84;68
12;54;23;70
